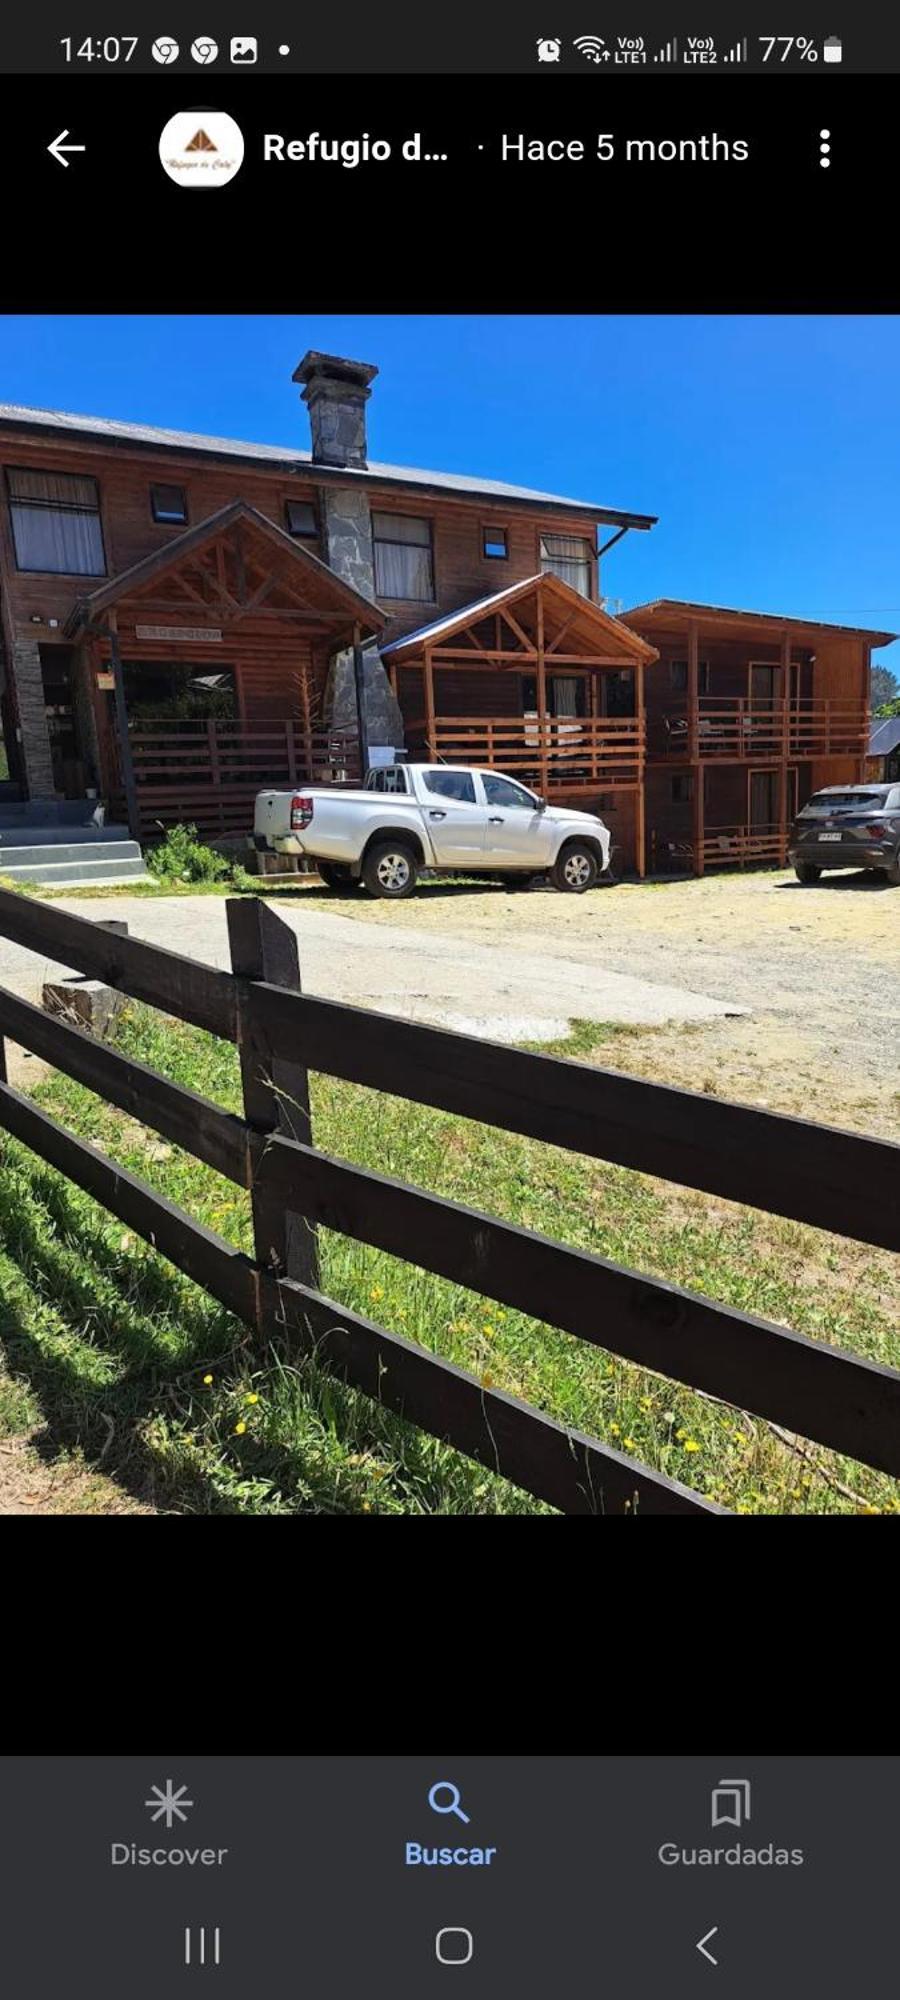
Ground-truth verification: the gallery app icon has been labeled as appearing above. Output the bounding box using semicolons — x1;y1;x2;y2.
158;110;245;188
230;36;259;63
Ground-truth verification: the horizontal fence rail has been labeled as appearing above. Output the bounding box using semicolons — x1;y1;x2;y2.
431;714;644;788
125;718;361;839
0;884;898;1512
655;698;869;761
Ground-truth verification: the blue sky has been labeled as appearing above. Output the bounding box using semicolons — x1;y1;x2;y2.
1;314;898;667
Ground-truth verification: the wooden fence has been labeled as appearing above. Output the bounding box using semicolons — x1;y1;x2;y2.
118;720;361;840
0;883;898;1515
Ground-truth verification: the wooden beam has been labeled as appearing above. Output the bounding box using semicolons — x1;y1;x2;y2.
536;588;548;797
0;885;235;1039
687;619;700;763
635;661;646;878
106;610;141;844
352;624;370;778
423;644;437;757
227;898;319;1298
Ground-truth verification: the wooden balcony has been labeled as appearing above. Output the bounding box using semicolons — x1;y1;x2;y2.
431;714;645;790
652;697;869;762
120;718;361;839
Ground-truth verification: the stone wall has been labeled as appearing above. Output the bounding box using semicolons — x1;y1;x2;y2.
319;487;405;752
10;636;56;797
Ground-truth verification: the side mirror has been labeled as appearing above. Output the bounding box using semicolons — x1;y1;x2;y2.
535;796;547;813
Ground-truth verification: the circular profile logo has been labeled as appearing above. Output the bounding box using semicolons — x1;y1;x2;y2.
158;110;244;188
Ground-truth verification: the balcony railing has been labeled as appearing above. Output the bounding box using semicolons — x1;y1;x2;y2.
653;698;869;761
431;713;645;788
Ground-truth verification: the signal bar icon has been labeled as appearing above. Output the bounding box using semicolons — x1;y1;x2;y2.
654;37;678;62
723;37;748;63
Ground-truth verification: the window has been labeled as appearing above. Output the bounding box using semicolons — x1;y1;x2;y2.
373;512;434;600
422;767;476;803
150;482;188;525
521;674;586;718
285;499;318;539
482;773;538;810
367;766;410;794
670;659;710;693
7;466;105;575
671;774;694;803
539;532;594;598
483;526;508;559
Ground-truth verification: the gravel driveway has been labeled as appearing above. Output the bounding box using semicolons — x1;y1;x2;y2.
1;866;896;1132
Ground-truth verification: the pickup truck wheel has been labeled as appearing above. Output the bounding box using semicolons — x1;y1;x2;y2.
551;841;600;894
794;863;822;884
363;839;419;899
317;863;358;893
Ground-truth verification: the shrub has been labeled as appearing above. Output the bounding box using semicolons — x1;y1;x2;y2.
147;824;234;885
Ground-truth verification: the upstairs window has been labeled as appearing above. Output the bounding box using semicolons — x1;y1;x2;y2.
7;466;106;575
373;511;434;601
670;659;710;694
483;526;508;559
150;483;188;524
285;499;318;539
540;532;594;598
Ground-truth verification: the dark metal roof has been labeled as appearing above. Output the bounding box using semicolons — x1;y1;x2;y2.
623;598;897;646
868;715;900;757
0;401;657;529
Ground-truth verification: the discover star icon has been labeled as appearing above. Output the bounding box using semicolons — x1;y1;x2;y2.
145;1780;195;1828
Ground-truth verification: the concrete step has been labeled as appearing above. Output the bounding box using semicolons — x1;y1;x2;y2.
0;854;150;887
0;821;132;849
0;800;110;827
0;839;143;870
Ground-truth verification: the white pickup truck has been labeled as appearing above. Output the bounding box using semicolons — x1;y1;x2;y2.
253;763;615;899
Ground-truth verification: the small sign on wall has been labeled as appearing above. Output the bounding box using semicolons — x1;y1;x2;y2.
135;624;223;643
96;671;115;690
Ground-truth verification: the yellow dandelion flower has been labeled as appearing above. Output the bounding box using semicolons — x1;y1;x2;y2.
623;1436;637;1451
203;1373;213;1385
481;1370;495;1388
234;1420;247;1435
482;1324;495;1338
610;1422;621;1436
245;1392;259;1404
362;1501;372;1513
369;1284;384;1303
683;1439;701;1454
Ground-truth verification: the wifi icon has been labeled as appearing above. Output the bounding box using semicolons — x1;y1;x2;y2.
574;35;607;62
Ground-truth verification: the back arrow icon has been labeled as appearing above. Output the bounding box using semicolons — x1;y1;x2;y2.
696;1927;719;1966
48;130;86;167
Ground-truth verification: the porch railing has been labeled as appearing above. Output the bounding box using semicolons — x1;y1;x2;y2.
702;822;788;869
430;714;644;788
654;698;869;761
119;719;361;840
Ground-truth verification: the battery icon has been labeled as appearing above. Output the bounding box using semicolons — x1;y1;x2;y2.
823;37;843;62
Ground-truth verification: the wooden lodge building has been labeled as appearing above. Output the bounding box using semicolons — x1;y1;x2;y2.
0;351;892;877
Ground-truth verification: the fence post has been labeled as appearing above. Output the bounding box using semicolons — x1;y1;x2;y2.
225;897;320;1304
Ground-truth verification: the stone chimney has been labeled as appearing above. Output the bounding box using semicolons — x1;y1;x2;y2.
293;350;378;470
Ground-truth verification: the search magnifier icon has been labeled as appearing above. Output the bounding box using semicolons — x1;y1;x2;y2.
428;1780;470;1824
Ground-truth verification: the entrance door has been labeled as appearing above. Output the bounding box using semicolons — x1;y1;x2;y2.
418;765;489;865
749;768;778;829
480;771;556;865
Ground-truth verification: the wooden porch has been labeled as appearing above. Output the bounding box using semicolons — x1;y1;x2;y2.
382;572;657;869
65;500;383;841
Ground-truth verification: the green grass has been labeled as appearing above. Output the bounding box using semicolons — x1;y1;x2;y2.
0;1003;897;1515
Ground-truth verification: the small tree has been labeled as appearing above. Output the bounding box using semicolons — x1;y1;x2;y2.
870;663;900;712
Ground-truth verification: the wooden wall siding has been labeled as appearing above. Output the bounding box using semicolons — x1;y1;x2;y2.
0;430;600;646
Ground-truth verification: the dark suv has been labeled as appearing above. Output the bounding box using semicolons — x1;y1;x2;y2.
788;784;900;884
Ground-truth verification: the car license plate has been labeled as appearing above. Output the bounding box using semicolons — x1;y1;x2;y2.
818;831;842;841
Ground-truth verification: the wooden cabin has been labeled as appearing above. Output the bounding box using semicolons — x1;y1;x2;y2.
621;600;892;874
